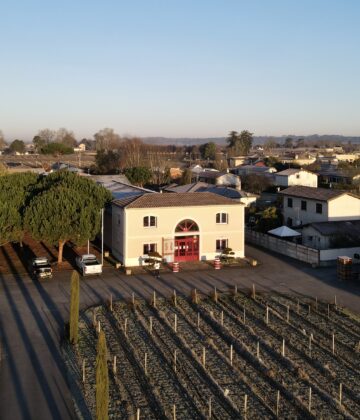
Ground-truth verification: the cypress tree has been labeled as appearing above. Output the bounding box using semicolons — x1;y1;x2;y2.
96;330;109;420
69;270;80;344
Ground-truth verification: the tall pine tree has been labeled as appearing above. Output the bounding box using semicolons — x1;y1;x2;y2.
69;270;80;344
96;330;109;420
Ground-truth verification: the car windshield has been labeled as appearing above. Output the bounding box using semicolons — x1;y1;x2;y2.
84;259;99;265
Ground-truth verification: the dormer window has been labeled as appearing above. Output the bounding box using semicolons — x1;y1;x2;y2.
143;216;157;227
216;212;228;224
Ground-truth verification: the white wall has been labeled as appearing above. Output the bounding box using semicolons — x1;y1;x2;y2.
320;247;360;263
275;171;318;188
328;195;360;221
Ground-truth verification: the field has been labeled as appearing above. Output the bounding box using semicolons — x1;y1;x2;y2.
64;289;360;419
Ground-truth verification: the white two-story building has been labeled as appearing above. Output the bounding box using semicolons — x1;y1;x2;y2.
279;186;360;227
111;192;244;267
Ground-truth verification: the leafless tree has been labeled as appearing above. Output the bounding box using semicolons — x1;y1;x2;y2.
94;128;122;151
56;128;77;147
0;130;6;149
37;128;56;144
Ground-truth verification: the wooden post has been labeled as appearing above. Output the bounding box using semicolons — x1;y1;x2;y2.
153;291;156;308
214;287;218;303
332;333;335;355
174;314;177;333
174;349;177;372
244;394;248;416
136;408;140;420
282;339;285;357
194;289;198;304
144;353;148;375
276;390;280;417
252;284;256;300
124;318;128;337
234;285;238;295
286;306;289;323
339;383;343;406
308;305;311;316
113;355;117;374
256;341;259;359
97;320;101;333
334;295;337;308
220;311;224;327
266;306;269;324
173;290;177;307
82;358;86;384
109;293;113;312
132;292;135;306
197;312;200;329
308;387;312;412
230;344;233;366
202;347;206;368
208;397;212;418
173;404;176;420
149;317;153;335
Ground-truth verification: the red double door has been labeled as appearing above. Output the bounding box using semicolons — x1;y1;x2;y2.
174;236;199;262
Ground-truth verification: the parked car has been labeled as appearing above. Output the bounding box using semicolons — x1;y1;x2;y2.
30;257;53;280
76;254;102;276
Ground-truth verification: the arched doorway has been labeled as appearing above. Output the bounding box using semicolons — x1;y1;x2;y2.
174;219;199;262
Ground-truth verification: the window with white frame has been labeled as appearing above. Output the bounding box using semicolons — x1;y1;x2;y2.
216;239;228;251
216;212;228;224
143;215;157;227
143;243;157;255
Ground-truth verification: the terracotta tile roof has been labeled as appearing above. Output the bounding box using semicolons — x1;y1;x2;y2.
113;192;242;209
278;186;358;201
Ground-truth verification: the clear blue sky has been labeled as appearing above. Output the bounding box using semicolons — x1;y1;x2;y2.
1;0;359;141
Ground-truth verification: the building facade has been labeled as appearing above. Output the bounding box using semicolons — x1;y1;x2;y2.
279;186;360;227
111;192;244;266
275;169;318;188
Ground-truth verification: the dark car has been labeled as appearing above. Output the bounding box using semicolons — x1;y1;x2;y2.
30;257;53;280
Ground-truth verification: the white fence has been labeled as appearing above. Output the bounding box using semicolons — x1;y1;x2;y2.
246;230;360;266
320;247;360;264
245;230;319;265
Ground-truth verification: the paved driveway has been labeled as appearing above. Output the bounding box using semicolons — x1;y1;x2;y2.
0;245;359;420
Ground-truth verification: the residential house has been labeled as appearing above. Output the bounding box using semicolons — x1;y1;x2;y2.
275;169;318;188
302;220;360;250
192;170;241;189
231;165;276;177
111;192;244;266
318;170;360;188
279;186;360;227
163;182;257;206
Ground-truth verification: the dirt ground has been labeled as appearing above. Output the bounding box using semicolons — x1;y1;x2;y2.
0;234;109;275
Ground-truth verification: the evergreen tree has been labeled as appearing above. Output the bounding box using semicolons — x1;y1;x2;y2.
0;173;39;246
96;330;109;420
25;172;111;263
69;270;80;344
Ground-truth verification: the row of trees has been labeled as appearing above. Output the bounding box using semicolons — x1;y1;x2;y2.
0;172;112;262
